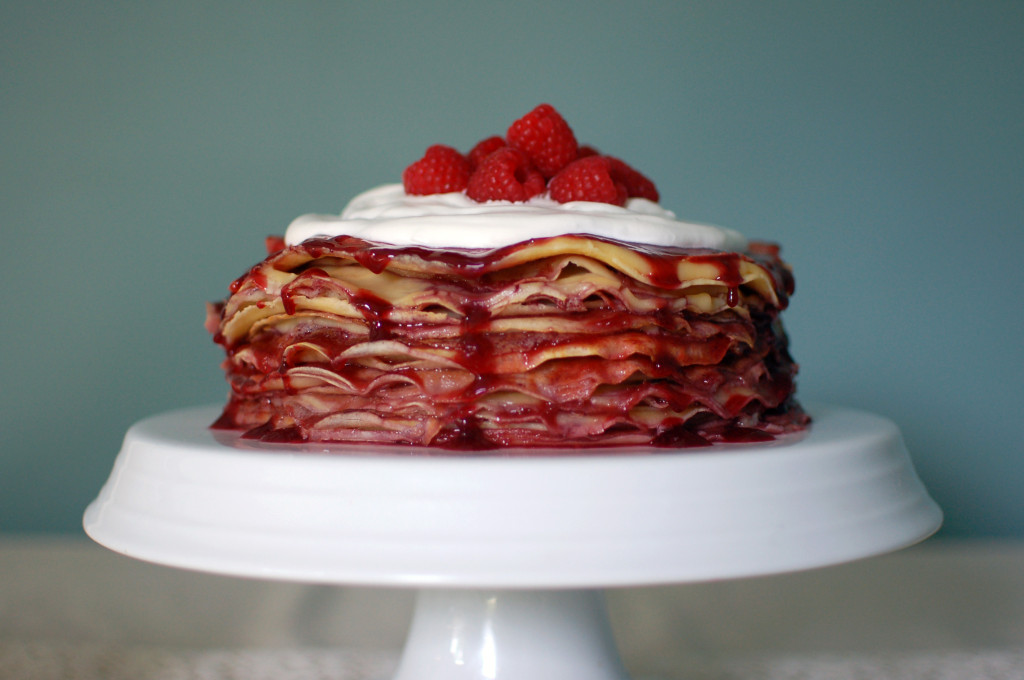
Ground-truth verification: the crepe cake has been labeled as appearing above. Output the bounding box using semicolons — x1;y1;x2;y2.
207;104;809;449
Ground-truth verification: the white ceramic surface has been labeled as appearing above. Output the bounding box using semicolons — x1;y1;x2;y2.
393;589;628;680
83;403;941;588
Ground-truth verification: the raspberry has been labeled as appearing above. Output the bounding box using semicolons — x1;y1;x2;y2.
467;135;506;170
466;147;546;202
607;157;659;202
506;104;578;178
548;156;628;206
402;145;471;195
400;106;662;207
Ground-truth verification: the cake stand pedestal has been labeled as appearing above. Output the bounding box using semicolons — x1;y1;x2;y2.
84;403;941;680
394;589;625;680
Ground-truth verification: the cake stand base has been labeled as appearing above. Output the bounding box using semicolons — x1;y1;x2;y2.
395;589;625;680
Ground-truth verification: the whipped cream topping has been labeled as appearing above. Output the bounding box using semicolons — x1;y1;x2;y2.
284;183;748;251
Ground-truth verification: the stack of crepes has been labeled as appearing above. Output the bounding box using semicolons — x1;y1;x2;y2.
207;231;807;449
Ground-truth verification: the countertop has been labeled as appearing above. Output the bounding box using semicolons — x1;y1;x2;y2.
1;536;1022;679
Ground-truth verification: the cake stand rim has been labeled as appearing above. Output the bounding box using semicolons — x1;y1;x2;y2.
83;402;942;588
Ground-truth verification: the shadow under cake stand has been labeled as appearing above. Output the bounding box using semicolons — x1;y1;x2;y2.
84;403;941;680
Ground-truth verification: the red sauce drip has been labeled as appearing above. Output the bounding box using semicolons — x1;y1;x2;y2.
251;270;269;292
229;264;267;294
459;302;494;370
688;253;743;284
430;301;499;447
638;252;681;288
352;247;396;274
280;267;331;315
350;290;394;341
433;412;497;450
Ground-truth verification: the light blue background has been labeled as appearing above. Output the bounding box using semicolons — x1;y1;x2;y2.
2;2;1021;536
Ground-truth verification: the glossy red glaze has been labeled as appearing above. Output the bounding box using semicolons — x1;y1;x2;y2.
210;234;807;450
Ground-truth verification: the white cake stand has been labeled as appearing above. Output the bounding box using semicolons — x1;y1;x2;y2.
84;403;940;680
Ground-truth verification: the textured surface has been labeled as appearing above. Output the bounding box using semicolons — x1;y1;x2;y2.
2;538;1023;678
2;642;1023;680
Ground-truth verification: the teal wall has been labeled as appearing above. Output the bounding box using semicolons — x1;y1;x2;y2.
2;2;1022;536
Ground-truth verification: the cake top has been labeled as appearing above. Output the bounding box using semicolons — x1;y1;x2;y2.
283;104;748;251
